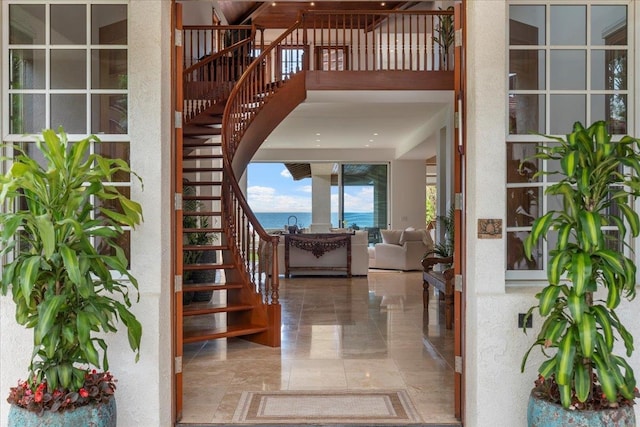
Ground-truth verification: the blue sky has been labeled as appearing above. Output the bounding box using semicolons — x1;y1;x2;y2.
247;163;373;213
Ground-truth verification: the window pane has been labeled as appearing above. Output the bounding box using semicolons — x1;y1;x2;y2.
591;50;627;90
96;231;131;268
10;49;45;89
342;164;387;231
507;231;541;270
94;142;130;182
509;5;545;45
51;4;86;45
550;95;585;134
509;50;545;90
92;4;128;44
51;94;86;134
507;187;541;227
92;95;128;134
509;94;545;135
92;50;127;89
51;49;87;89
550;5;586;45
591;5;627;46
10;4;45;45
10;94;45;134
550;50;586;90
591;94;627;135
507;142;540;184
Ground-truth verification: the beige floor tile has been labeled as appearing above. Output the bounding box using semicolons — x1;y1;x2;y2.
180;271;457;424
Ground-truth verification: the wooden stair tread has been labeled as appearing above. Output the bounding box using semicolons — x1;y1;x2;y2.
183;139;222;147
183;244;227;251
182;180;222;186
183;167;223;173
183;211;221;217
183;282;243;292
182;195;222;201
188;115;223;125
183;262;235;271
183;227;223;233
183;302;254;316
183;324;269;344
183;154;223;160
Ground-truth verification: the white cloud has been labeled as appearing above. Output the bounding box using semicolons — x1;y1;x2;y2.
343;186;374;212
299;185;312;193
247;185;311;212
280;168;292;179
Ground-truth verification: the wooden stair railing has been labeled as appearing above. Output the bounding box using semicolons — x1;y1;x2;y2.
180;31;280;348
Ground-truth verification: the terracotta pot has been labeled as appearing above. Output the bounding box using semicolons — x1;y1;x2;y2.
8;397;116;427
528;391;635;427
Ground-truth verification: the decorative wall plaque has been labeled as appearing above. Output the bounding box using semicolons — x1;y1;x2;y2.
478;219;502;239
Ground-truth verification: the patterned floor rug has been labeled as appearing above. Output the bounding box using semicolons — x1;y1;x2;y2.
232;390;423;424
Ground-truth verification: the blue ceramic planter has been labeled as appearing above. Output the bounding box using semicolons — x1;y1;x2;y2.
528;392;635;427
8;397;116;427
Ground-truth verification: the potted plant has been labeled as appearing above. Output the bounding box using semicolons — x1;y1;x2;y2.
433;6;455;71
182;182;216;304
0;128;143;426
521;121;639;426
423;205;455;271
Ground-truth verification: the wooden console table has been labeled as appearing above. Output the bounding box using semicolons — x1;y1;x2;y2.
284;233;352;278
422;256;454;329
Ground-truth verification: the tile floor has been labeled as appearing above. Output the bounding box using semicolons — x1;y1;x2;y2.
180;270;457;425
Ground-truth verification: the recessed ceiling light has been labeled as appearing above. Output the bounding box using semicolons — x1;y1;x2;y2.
315;133;321;136
365;144;370;147
373;133;379;136
315;139;321;142
271;2;276;6
381;2;386;6
369;139;374;142
315;144;321;147
310;1;315;5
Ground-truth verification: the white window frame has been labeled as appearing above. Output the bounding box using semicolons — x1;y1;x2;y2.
2;0;133;266
506;0;636;283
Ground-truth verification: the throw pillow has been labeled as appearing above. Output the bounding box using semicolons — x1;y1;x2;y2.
381;229;402;245
399;230;426;244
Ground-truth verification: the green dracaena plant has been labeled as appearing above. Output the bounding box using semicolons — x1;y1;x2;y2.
521;121;640;409
0;128;143;399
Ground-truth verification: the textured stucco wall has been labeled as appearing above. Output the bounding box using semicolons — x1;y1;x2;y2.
465;1;640;426
0;1;173;426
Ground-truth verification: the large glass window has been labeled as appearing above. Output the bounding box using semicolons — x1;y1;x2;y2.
506;2;631;280
5;1;131;262
247;162;388;244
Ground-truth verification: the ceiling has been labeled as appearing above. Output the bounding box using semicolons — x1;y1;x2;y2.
261;90;453;160
214;1;414;27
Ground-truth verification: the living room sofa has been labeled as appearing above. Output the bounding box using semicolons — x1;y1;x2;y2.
368;229;434;271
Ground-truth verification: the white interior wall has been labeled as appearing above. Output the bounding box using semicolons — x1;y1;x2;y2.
389;159;427;230
466;2;640;426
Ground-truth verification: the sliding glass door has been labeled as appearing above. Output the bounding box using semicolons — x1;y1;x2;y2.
335;163;388;244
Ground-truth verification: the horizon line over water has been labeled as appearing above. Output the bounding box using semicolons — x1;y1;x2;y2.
254;212;375;229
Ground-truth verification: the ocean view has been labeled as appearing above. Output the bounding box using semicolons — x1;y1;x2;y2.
255;212;375;230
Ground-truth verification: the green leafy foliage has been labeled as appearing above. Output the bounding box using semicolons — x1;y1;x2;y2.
0;128;143;406
521;121;640;409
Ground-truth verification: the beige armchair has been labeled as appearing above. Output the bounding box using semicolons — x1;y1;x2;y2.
368;229;434;271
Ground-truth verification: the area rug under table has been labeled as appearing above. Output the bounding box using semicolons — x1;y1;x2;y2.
232;390;423;424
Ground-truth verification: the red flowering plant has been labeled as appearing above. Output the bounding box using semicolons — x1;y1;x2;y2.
8;371;116;415
0;129;143;413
